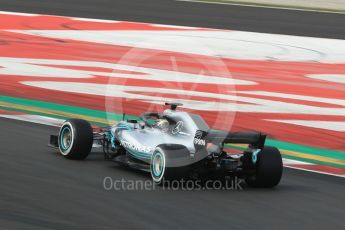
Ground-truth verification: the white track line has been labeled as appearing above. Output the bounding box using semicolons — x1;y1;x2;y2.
0;9;344;178
0;114;63;126
1;114;344;178
285;165;345;178
71;17;120;23
0;11;38;16
176;0;345;14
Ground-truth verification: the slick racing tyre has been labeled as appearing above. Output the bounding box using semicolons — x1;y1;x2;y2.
245;146;283;188
58;119;93;160
150;145;189;184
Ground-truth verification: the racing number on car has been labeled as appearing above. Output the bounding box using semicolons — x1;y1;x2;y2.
194;130;207;155
194;130;206;146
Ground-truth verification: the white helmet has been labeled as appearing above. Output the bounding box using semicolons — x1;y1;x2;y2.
156;119;169;132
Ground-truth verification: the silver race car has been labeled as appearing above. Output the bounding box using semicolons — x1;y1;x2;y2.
50;102;283;187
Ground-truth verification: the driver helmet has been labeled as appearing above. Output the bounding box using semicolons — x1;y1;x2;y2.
156;119;169;132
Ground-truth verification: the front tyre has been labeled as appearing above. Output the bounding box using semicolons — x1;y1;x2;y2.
245;146;283;188
150;147;166;183
150;145;189;184
58;119;93;160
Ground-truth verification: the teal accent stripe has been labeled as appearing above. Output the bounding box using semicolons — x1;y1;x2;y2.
1;95;345;168
127;149;151;159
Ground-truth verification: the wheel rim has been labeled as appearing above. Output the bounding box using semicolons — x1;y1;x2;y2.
151;149;165;182
59;126;73;154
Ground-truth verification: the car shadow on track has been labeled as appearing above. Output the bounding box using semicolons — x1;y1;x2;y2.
51;151;313;192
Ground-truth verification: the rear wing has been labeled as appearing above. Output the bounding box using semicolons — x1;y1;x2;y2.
205;130;266;149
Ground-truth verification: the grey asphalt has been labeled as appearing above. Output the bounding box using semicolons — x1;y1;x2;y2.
0;0;345;39
1;0;345;229
0;118;345;230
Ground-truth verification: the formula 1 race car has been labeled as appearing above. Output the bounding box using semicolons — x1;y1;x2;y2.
50;102;283;187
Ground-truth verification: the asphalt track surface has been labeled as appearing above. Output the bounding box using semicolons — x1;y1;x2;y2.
1;118;345;230
1;0;345;229
0;0;345;39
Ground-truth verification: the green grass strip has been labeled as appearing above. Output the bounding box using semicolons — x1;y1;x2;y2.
1;95;345;167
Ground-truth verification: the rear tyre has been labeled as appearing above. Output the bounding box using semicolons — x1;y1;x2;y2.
150;145;189;184
245;146;283;188
58;119;93;160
